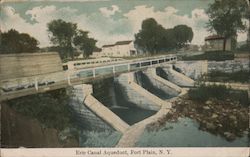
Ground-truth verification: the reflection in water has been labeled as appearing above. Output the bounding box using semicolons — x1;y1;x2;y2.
136;118;249;147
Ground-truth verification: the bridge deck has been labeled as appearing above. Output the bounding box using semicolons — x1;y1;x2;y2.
0;55;177;101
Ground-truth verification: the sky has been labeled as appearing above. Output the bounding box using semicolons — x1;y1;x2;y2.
0;0;248;48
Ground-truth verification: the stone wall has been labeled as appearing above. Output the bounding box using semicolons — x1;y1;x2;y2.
208;59;249;73
174;59;249;80
173;61;207;79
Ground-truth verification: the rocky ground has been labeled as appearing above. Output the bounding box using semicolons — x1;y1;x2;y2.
147;95;249;141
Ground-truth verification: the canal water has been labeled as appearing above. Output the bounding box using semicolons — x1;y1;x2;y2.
136;117;249;147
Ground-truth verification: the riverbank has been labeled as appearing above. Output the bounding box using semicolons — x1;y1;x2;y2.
1;103;79;148
147;94;249;141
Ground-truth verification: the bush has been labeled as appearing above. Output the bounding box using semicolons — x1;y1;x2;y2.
207;70;250;83
7;88;75;130
182;51;234;61
237;43;250;52
188;84;249;105
189;84;229;102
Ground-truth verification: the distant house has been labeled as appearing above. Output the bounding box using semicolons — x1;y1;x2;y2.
204;35;231;52
101;40;138;57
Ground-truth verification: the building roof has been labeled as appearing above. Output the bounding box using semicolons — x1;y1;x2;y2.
102;44;115;48
205;35;225;41
102;40;133;48
115;40;133;45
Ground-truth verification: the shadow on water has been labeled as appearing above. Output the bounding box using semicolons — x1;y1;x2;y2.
92;77;156;125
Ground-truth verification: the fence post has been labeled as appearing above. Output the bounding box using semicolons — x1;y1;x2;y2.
128;64;130;72
93;68;96;78
67;73;72;85
113;65;116;74
35;77;38;91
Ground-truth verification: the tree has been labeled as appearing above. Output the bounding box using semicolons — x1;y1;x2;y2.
47;19;98;60
134;18;159;54
47;19;77;60
206;0;249;50
73;30;97;58
0;29;39;54
134;18;194;54
173;25;193;48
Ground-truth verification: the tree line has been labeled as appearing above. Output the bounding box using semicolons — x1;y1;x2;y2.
0;19;98;60
1;0;248;58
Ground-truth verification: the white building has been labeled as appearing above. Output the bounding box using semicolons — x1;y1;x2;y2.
101;40;138;57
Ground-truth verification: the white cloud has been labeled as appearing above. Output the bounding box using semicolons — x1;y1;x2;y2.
99;5;120;17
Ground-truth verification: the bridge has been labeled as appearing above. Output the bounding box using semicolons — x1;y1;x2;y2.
0;53;177;101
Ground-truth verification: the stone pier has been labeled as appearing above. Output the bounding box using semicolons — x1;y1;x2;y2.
70;84;129;133
162;65;195;87
115;73;170;111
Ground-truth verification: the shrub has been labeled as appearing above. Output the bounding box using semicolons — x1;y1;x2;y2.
182;51;234;61
188;84;229;102
188;84;249;105
7;88;75;130
207;70;250;83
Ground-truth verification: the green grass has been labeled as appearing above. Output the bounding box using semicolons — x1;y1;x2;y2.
188;84;249;105
181;51;234;61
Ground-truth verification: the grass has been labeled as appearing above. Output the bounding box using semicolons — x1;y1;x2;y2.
188;84;249;105
205;70;250;83
181;51;234;61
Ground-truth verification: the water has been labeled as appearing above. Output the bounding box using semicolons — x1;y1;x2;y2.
80;130;122;147
136;117;249;147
